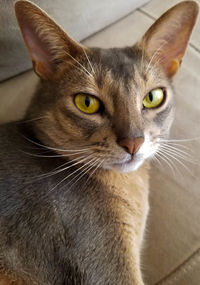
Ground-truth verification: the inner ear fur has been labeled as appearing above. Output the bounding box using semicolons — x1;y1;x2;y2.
15;0;87;80
138;1;199;77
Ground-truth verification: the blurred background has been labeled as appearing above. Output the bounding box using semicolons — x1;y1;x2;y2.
0;0;200;284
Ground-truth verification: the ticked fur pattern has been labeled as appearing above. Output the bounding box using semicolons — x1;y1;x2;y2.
0;1;198;284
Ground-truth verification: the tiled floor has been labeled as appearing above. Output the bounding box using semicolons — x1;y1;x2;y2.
0;0;200;284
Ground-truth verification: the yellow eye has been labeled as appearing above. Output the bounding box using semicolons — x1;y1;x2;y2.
143;88;165;109
74;94;100;114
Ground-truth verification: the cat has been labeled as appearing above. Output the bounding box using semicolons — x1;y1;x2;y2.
0;0;198;284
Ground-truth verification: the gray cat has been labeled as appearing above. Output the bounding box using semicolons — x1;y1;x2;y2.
0;1;198;284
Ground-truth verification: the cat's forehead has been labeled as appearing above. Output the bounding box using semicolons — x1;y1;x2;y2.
88;46;167;97
92;47;140;79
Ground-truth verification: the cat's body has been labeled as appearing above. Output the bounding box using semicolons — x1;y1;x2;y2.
0;1;198;284
0;123;149;284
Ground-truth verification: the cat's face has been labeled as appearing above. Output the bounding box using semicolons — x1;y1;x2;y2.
30;47;174;172
15;1;198;172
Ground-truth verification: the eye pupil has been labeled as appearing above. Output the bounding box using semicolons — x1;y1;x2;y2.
149;92;153;102
85;96;90;107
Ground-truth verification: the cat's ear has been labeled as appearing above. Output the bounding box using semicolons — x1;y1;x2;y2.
138;1;199;77
15;0;85;80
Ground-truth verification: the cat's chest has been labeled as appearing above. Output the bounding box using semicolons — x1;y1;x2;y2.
96;163;150;226
93;163;150;249
99;162;150;204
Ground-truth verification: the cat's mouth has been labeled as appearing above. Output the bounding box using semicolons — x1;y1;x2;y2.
111;156;144;172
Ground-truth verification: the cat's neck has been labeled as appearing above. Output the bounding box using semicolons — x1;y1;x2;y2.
95;162;150;190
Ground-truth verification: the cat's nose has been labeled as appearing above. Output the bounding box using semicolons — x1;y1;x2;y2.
119;137;144;155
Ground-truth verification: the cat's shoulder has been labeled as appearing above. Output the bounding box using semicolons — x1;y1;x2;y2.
0;122;50;176
0;122;26;148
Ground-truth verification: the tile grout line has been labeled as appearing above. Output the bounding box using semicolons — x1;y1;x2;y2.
189;42;200;54
138;8;156;21
82;7;150;45
153;247;200;285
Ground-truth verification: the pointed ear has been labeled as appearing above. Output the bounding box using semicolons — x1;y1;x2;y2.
138;1;199;77
15;0;84;80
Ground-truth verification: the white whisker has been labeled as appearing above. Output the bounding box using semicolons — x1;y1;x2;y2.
159;140;190;151
160;137;200;143
48;157;96;193
159;144;196;164
67;158;101;190
21;135;91;153
65;51;93;77
82;47;95;74
21;149;90;158
35;154;94;179
68;61;92;78
85;159;105;184
156;151;180;177
18;116;47;124
161;148;195;165
151;154;163;169
140;43;146;75
158;149;193;176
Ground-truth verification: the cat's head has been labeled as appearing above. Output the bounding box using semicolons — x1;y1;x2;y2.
15;0;198;172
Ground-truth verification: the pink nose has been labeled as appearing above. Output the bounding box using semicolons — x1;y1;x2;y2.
119;137;144;155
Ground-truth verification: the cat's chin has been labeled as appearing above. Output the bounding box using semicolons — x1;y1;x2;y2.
107;159;145;173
